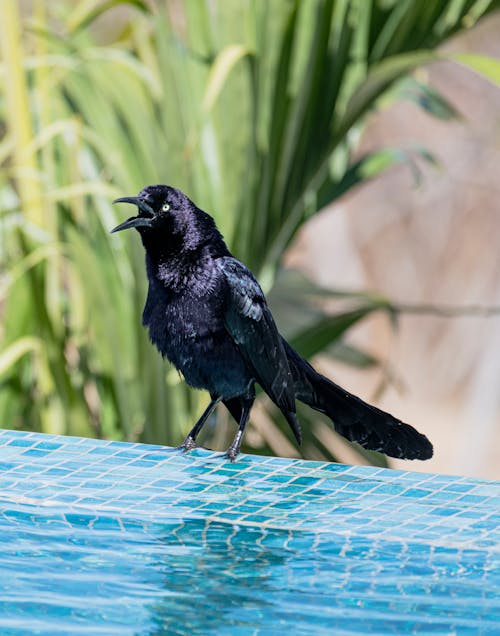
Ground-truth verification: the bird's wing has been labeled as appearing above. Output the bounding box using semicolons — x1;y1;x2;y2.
216;257;296;416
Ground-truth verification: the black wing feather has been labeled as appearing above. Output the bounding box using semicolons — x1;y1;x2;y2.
216;257;301;442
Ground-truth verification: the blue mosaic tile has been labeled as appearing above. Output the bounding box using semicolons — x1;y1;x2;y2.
8;438;34;447
0;428;498;635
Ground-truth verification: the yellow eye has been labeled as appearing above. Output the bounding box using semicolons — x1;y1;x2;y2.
162;202;170;212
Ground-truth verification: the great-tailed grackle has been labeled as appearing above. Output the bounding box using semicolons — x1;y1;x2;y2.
112;184;433;462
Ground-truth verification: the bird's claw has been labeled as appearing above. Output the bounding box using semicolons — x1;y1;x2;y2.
223;447;240;463
176;436;198;453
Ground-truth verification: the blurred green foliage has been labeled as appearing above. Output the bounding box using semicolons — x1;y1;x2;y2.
1;0;499;462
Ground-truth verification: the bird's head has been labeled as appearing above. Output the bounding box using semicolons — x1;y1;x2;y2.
111;184;193;235
111;184;228;259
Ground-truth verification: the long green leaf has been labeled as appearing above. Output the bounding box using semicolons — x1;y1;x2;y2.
0;337;41;377
452;52;500;86
290;306;383;359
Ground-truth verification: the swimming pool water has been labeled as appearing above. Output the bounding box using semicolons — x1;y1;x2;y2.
0;429;498;634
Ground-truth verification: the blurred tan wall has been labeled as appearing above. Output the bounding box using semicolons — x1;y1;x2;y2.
287;14;500;480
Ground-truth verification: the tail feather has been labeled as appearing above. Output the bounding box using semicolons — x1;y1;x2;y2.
282;340;433;461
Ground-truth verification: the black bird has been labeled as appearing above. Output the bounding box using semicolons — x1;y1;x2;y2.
112;184;433;462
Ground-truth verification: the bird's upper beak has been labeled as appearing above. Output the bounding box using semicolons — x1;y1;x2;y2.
111;196;155;233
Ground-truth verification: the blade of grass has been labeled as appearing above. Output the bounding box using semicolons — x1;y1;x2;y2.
0;1;44;226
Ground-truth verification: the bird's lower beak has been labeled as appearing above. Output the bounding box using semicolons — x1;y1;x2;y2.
110;215;153;233
111;196;155;233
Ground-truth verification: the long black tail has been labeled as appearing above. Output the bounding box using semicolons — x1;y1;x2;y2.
282;340;433;460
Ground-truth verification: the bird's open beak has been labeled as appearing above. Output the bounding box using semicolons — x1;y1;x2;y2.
111;196;155;233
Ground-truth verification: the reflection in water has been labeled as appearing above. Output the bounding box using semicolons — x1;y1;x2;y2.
147;520;294;634
145;517;498;635
1;504;496;634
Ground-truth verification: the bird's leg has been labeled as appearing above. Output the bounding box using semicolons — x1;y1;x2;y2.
178;396;222;452
224;401;252;462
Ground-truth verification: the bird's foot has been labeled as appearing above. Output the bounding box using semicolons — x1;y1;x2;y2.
176;436;198;453
223;445;240;463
